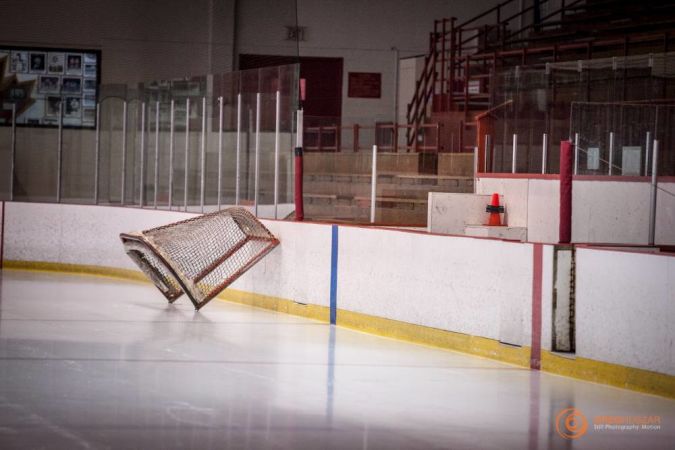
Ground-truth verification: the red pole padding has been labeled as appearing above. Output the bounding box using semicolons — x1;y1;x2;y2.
294;147;304;221
559;140;573;243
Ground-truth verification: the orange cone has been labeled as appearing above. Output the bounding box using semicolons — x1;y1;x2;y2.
485;193;504;226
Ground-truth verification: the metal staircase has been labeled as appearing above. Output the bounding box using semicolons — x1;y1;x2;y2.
406;0;675;153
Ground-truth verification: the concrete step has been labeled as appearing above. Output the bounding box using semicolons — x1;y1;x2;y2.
303;193;429;225
303;174;473;199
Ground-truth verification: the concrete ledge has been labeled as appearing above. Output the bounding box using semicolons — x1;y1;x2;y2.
304;152;420;175
438;153;474;176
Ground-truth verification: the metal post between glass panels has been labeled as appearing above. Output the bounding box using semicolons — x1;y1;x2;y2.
370;144;378;223
200;96;206;213
235;93;242;206
644;131;651;176
169;99;175;210
154;101;160;209
648;140;659;245
274;90;281;219
573;132;579;175
139;102;146;208
217;96;223;210
608;132;615;176
254;92;261;217
57;101;63;203
483;134;490;173
511;133;517;174
542;133;548;175
184;97;190;212
94;103;100;204
121;100;127;205
10;103;16;201
473;146;479;183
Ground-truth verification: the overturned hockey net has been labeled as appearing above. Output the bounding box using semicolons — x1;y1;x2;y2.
120;207;279;310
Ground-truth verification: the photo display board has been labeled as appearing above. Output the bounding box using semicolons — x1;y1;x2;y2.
0;46;100;128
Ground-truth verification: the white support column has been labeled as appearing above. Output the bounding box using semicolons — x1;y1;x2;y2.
121;100;127;205
370;145;378;224
542;133;548;175
200;96;206;213
94;103;100;204
274;90;281;219
608;132;615;176
57;100;64;203
296;109;303;148
139;102;146;208
217;96;223;210
648;140;659;246
153;101;160;209
10;103;16;201
168;100;175;210
573;132;579;175
644;131;652;176
235;93;242;206
184;98;190;212
511;133;517;174
254;92;261;217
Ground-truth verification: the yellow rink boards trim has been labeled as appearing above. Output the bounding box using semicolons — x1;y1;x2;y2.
3;260;674;399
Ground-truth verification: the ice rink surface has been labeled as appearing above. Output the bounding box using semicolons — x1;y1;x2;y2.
0;270;673;450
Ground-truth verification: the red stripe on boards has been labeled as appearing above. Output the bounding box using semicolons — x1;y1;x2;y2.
530;243;543;370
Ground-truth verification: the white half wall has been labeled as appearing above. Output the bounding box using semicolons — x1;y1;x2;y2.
2;202;333;307
336;226;534;346
3;202;675;377
4;202;194;271
575;247;675;376
477;177;675;245
427;193;502;235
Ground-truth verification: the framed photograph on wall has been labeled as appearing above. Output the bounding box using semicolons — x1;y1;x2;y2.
62;77;82;94
2;45;100;128
38;75;60;94
66;53;82;75
29;52;47;73
82;94;95;107
45;96;62;117
83;78;96;92
48;52;65;74
10;51;28;73
83;63;96;77
64;96;82;118
83;108;96;124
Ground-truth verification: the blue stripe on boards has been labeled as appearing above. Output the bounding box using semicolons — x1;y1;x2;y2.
329;225;338;325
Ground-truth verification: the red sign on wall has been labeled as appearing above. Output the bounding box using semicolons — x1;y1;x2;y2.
348;72;381;99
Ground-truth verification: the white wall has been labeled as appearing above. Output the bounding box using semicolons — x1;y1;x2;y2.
477;176;675;245
228;220;333;307
0;0;236;83
476;177;530;229
427;193;503;235
398;56;424;125
3;202;674;377
337;226;534;346
2;0;504;123
4;203;194;270
576;247;675;376
236;0;504;124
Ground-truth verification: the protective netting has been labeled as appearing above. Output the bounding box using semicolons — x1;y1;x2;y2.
570;102;675;176
120;207;279;309
486;52;675;174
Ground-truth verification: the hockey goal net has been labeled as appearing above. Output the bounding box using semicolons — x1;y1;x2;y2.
120;207;279;310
